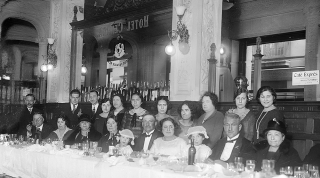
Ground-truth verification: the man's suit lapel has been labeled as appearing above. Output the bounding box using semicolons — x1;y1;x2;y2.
148;133;157;150
228;137;243;162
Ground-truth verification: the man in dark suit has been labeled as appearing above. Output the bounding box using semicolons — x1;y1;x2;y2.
89;90;102;123
26;112;53;139
62;89;83;129
208;112;255;163
17;94;42;136
134;114;163;152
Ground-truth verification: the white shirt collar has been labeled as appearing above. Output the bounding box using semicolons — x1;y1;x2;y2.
37;124;44;131
227;133;240;141
146;129;155;136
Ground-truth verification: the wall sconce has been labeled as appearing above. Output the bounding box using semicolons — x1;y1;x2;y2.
165;5;190;55
41;38;57;72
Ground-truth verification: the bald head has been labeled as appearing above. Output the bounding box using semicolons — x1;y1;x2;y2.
142;114;156;133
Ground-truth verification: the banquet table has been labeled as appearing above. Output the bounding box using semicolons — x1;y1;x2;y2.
0;144;200;178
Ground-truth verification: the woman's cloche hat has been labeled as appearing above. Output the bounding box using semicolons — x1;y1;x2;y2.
119;129;135;145
186;126;209;139
263;118;287;136
78;114;91;123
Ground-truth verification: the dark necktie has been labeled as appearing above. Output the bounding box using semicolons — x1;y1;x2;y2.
145;134;152;137
130;113;137;127
92;106;96;114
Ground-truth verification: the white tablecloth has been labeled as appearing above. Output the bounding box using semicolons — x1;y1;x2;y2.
0;145;199;178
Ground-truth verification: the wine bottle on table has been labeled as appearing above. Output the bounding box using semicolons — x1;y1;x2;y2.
188;138;196;165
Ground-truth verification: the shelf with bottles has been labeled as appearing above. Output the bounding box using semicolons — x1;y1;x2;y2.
80;80;170;103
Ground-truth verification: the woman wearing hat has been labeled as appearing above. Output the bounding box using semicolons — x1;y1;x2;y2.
116;129;134;156
255;119;301;173
64;114;102;145
183;126;212;162
98;117;121;153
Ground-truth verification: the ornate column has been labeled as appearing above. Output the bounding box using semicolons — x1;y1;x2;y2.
97;42;109;87
230;40;239;79
84;41;94;87
304;0;320;101
170;0;222;101
70;6;78;91
46;0;84;103
252;37;263;97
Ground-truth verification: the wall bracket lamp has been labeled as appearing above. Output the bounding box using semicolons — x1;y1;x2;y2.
165;5;190;55
41;38;57;72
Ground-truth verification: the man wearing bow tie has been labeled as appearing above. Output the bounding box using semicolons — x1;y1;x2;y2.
17;94;42;136
134;114;163;152
208;113;255;163
26;112;53;139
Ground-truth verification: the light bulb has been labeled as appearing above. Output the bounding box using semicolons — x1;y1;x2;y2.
47;64;54;70
81;66;87;74
40;64;48;72
220;47;225;55
165;43;176;56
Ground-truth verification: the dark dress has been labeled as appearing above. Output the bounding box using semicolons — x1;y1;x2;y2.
304;144;320;168
64;127;102;145
98;131;120;153
241;110;255;142
122;109;150;138
109;109;126;130
194;110;224;148
254;109;285;143
94;114;109;135
255;139;302;174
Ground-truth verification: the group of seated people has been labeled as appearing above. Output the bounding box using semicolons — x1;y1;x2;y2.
17;86;320;173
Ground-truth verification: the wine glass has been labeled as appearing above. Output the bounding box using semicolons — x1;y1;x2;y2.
234;157;244;173
309;165;319;178
280;167;286;175
245;160;256;172
294;166;305;178
285;166;294;176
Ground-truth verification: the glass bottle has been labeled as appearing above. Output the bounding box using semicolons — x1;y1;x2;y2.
188;138;196;165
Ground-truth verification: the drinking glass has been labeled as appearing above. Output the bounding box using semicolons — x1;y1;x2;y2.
294;166;305;178
90;141;98;149
304;164;311;176
285;166;294;176
262;159;275;172
234;157;244;173
89;148;95;156
246;160;256;172
96;147;102;153
82;142;89;152
309;166;319;178
228;163;236;172
280;167;286;175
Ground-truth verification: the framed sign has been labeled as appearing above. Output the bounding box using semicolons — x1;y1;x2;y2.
292;70;319;86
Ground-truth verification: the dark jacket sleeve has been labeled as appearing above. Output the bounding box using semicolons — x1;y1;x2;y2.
304;144;320;167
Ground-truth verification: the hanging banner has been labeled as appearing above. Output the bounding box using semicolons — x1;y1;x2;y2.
292;70;319;86
107;59;128;69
